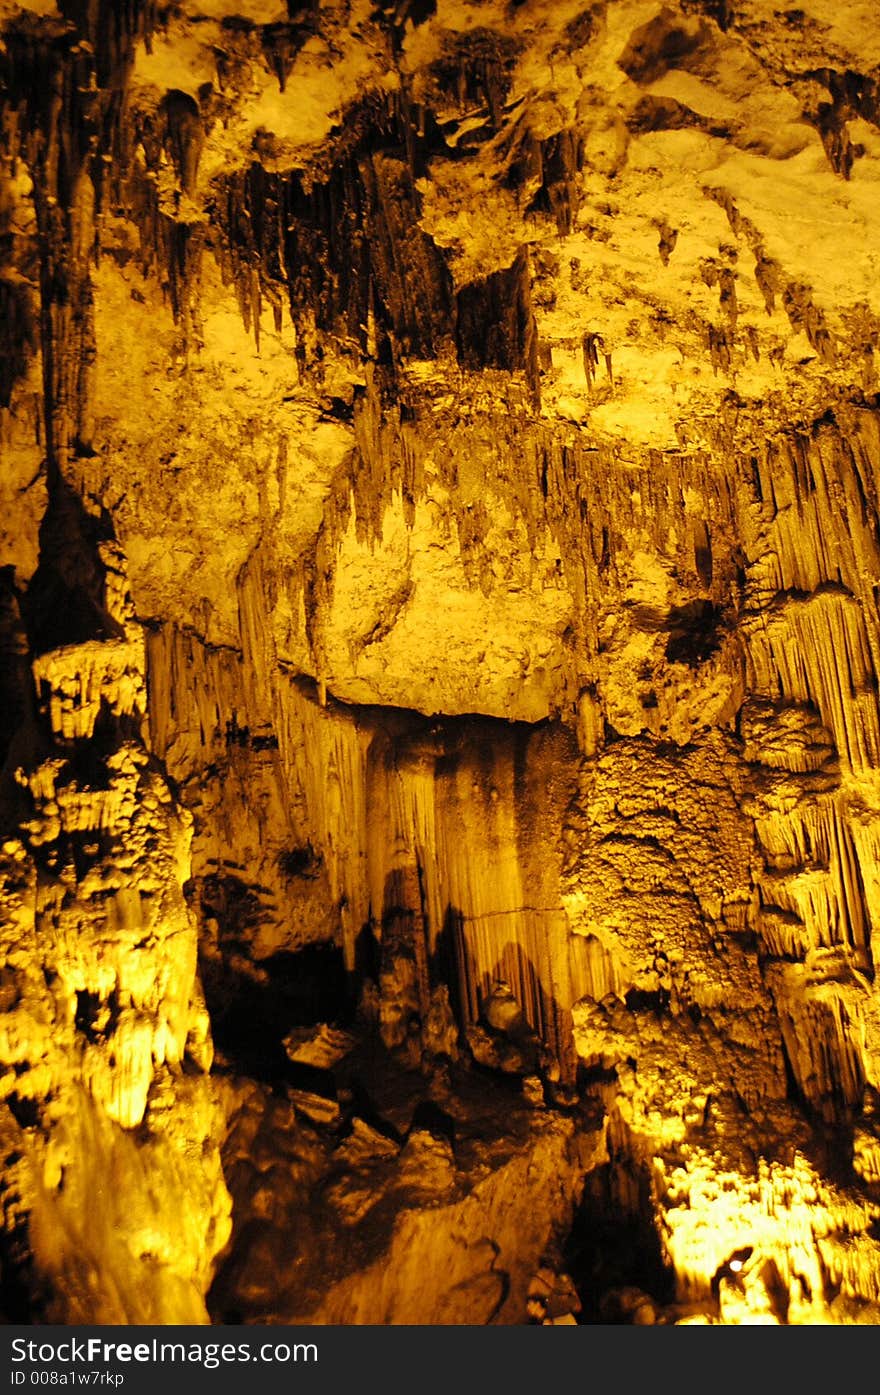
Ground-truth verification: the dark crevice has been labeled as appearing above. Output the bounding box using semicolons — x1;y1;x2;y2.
563;1162;677;1323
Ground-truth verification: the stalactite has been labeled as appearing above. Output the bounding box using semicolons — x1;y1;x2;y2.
427;27;522;132
213;91;455;365
767;959;869;1119
0;275;37;411
1;4;151;467
455;245;539;399
144;616;607;1078
7;0;880;1328
747;582;880;775
529;128;583;236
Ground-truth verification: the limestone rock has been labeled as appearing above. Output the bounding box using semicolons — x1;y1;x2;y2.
6;0;880;1327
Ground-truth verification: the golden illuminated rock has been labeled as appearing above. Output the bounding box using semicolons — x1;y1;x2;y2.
3;0;880;1326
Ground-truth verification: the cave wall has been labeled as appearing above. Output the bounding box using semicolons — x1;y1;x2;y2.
4;0;880;1323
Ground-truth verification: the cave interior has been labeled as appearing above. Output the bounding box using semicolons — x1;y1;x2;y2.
2;0;880;1326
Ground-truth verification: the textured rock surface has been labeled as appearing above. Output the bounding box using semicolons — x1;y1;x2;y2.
211;1053;601;1324
4;0;880;1324
0;612;231;1320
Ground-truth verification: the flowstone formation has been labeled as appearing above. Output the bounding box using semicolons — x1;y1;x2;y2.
4;0;880;1326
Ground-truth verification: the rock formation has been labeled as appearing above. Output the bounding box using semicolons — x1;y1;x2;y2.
3;0;880;1325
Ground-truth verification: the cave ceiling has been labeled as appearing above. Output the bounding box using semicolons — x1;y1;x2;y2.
2;0;880;1327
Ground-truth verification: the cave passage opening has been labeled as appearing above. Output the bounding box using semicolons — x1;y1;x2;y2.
562;1161;677;1324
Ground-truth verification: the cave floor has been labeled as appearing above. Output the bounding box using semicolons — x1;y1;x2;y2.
206;1028;623;1325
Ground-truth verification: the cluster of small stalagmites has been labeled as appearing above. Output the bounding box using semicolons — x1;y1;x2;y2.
652;1146;880;1324
575;998;767;1145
